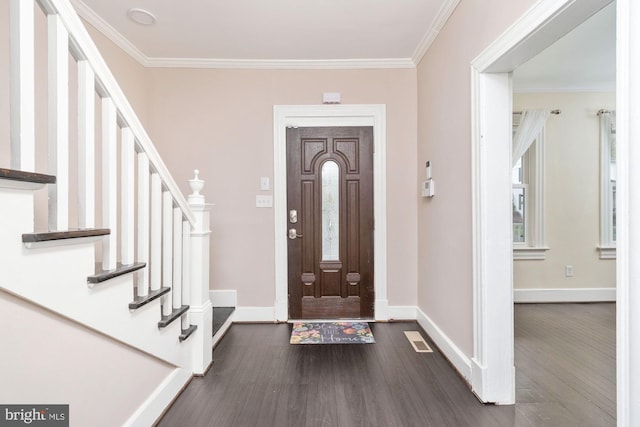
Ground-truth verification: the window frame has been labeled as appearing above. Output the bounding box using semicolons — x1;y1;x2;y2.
598;110;616;259
512;115;549;260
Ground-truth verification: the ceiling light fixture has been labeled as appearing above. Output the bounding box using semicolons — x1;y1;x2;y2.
127;8;157;25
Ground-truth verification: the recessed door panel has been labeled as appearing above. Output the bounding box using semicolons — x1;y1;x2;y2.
287;127;374;319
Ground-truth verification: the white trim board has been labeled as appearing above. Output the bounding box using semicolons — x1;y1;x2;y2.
416;308;472;383
123;368;191;427
231;305;416;323
233;307;276;323
387;306;418;321
514;288;616;303
272;105;388;322
209;290;237;307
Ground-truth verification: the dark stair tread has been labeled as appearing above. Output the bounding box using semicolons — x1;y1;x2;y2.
0;168;56;184
23;228;110;243
88;262;146;284
179;325;198;342
158;305;189;328
129;287;171;310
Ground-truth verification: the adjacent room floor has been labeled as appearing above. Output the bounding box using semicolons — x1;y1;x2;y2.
158;303;615;427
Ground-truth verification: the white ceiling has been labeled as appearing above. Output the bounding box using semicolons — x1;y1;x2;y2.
71;0;457;68
513;1;616;92
71;0;616;91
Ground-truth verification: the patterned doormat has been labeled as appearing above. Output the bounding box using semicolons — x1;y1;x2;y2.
290;322;375;344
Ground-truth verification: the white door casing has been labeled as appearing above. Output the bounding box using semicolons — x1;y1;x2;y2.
273;105;388;322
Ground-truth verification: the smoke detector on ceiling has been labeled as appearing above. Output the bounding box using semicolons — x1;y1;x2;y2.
127;8;157;25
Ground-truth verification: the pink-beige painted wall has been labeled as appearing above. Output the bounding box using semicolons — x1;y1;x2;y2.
416;0;537;356
0;290;175;427
145;68;419;308
1;5;418;311
513;91;616;290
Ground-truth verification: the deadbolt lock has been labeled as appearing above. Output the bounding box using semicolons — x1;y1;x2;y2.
289;209;298;223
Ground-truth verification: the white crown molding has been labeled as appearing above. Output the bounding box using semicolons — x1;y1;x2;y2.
145;57;416;70
70;0;148;65
513;84;617;93
71;0;416;70
412;0;462;65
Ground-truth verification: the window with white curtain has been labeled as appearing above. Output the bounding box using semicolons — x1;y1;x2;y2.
512;111;549;260
598;110;616;259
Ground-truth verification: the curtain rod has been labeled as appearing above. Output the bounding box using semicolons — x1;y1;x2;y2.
512;109;561;115
598;109;614;115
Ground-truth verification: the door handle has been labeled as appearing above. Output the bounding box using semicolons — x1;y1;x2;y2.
288;228;303;239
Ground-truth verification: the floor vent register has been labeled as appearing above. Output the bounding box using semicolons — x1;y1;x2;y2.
404;331;433;353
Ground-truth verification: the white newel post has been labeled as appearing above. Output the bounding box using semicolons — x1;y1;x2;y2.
187;170;214;374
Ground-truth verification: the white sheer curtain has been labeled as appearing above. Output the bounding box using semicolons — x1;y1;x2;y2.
512;110;551;167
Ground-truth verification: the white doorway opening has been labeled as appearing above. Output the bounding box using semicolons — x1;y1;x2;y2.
469;0;615;404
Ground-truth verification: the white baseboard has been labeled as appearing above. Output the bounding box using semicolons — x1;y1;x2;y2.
209;290;237;307
124;368;191;427
233;306;276;322
375;298;389;321
514;287;616;303
387;306;417;320
229;304;418;323
416;307;472;383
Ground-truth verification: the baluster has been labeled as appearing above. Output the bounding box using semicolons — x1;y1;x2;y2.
9;0;35;172
137;152;150;297
101;97;117;270
48;14;69;231
173;207;183;310
121;128;135;265
150;173;162;292
181;219;191;329
162;192;173;316
77;60;95;229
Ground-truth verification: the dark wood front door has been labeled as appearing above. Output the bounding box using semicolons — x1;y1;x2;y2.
287;127;374;319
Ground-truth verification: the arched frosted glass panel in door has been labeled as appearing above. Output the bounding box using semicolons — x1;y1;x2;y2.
322;161;340;260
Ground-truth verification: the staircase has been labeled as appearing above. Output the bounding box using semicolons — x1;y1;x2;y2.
1;0;213;424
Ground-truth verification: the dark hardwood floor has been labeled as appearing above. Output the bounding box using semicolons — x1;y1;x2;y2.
157;303;615;427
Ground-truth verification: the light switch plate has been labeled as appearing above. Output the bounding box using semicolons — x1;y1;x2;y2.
256;195;273;208
260;177;270;191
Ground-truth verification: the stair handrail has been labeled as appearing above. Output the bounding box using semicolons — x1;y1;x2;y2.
34;0;195;226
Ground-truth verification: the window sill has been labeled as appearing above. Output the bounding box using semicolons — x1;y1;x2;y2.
513;246;549;260
597;245;616;260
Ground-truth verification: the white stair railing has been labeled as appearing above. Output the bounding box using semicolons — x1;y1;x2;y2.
6;0;212;374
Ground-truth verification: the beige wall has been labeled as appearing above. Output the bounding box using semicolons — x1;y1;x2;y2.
1;4;418;310
416;0;537;356
0;290;175;427
145;68;419;307
513;92;616;289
